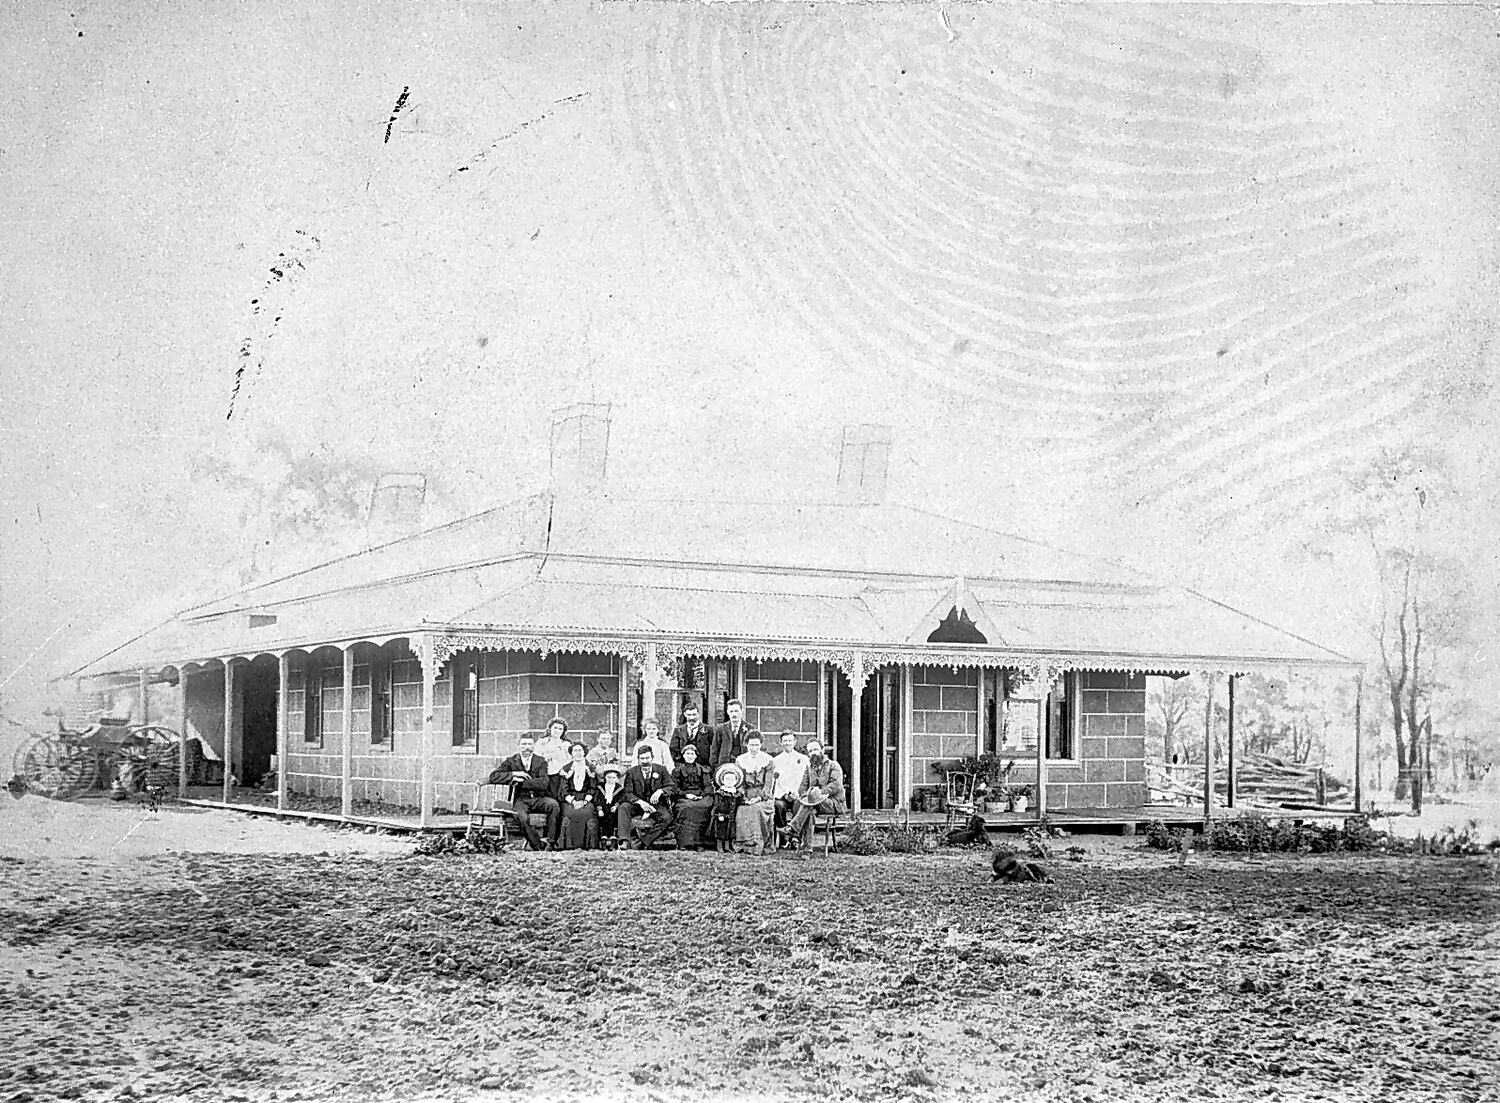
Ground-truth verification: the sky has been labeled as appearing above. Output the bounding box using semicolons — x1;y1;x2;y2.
2;0;1497;726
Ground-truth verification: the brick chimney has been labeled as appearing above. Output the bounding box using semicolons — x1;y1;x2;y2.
550;402;612;488
837;423;893;503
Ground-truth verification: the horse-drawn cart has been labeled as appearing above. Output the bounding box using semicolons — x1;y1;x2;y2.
12;721;182;799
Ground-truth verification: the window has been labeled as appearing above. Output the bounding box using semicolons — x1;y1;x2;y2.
1000;670;1077;760
370;655;394;747
1047;672;1078;760
450;652;479;749
303;661;324;745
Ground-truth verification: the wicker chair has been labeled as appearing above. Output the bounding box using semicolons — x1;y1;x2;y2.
944;771;980;831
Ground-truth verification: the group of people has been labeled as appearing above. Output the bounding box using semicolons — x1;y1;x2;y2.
485;699;847;855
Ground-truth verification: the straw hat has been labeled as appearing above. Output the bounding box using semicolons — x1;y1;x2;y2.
714;763;744;792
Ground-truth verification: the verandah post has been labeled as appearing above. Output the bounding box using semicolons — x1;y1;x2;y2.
276;653;289;812
1034;660;1050;820
419;634;436;828
1353;672;1364;813
1202;671;1216;822
617;653;628;760
177;667;189;799
849;654;863;814
221;658;235;804
1227;674;1237;809
900;664;913;808
975;664;985;758
340;646;354;819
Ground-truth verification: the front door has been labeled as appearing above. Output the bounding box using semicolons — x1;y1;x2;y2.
859;666;901;809
239;657;279;787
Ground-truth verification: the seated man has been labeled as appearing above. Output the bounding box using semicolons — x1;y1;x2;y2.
488;734;560;851
616;744;675;850
769;729;809;840
786;737;847;849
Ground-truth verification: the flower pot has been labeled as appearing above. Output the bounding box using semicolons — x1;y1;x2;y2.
1013;796;1030;814
984;800;1007;815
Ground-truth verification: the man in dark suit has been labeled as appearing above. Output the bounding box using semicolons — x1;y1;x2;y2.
669;701;712;767
617;744;675;849
488;734;559;850
709;698;759;769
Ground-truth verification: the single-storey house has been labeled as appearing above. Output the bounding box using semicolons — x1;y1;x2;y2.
64;409;1358;825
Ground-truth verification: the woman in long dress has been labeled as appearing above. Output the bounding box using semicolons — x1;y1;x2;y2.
553;742;600;850
668;744;716;849
733;734;777;856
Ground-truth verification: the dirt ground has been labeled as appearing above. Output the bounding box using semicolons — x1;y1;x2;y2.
1;800;1496;1103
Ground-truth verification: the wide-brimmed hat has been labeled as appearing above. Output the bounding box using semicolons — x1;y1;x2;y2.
600;763;624;778
798;786;828;807
714;763;744;792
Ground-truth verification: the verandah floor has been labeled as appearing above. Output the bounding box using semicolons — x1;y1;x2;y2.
174;786;1361;835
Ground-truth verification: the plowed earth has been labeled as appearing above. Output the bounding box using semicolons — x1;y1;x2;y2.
1;811;1496;1103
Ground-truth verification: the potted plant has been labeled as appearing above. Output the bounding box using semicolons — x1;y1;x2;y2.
1011;784;1032;815
976;755;1017;813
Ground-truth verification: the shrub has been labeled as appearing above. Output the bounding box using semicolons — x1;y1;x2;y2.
1145;820;1189;851
1342;814;1382;851
1022;826;1053;860
841;815;889;856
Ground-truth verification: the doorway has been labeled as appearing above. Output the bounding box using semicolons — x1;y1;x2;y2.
860;667;901;810
239;657;280;787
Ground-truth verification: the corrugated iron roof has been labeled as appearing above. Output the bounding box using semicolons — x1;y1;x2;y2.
65;492;1354;677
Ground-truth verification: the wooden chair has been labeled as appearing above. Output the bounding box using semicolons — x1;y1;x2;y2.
810;810;839;855
944;772;980;831
467;782;550;844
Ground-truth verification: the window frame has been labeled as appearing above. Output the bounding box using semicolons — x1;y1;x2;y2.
370;653;394;749
303;659;324;746
450;651;480;750
997;669;1081;763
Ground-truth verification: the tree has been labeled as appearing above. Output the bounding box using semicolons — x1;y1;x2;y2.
1318;443;1479;801
1146;676;1199;764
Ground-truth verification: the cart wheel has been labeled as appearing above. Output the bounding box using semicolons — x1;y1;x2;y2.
20;737;100;799
113;726;180;792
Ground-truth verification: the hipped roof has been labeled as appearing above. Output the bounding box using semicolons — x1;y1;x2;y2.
65;492;1356;678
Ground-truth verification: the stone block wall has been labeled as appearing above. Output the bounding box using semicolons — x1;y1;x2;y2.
283;646;623;814
910;666;979;790
744;660;820;746
1007;671;1148;808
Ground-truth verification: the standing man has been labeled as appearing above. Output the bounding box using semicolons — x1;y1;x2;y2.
787;737;847;849
710;698;759;769
669;701;712;767
489;734;560;851
770;730;809;839
617;744;675;849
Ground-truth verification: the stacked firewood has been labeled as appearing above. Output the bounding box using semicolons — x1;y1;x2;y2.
1157;753;1350;808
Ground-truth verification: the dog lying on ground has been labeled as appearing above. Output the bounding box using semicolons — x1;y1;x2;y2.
992;850;1050;883
946;813;991;847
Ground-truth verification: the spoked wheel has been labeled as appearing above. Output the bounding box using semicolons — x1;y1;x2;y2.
19;736;101;799
115;726;181;791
